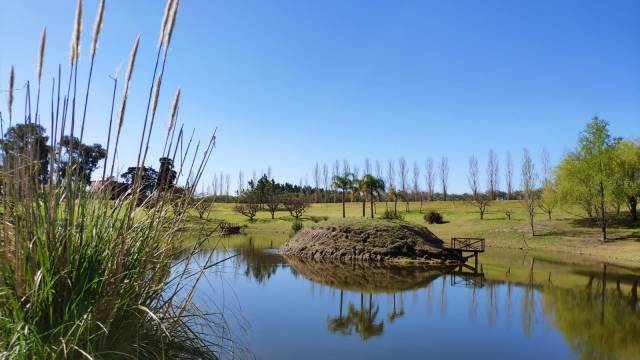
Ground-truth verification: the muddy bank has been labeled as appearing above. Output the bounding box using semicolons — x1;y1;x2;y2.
280;219;460;265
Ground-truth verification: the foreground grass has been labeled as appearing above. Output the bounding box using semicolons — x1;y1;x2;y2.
189;200;640;267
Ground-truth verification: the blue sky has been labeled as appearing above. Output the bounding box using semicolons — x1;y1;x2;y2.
1;0;639;193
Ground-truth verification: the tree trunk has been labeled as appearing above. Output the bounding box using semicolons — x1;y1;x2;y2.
370;197;374;219
599;181;607;242
362;195;365;217
394;198;398;215
629;196;637;222
342;191;346;218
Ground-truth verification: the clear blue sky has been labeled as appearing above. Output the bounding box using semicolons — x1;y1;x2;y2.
1;0;639;193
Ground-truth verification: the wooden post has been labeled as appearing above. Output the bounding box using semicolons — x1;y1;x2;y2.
474;253;478;272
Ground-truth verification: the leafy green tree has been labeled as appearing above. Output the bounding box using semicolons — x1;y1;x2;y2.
156;157;177;192
332;173;355;218
59;136;106;184
614;140;640;221
556;117;618;241
120;166;158;199
0;123;50;184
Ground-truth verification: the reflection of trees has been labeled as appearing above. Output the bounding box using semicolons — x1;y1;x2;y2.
233;242;286;283
521;285;536;338
387;293;405;323
543;279;640;360
327;293;384;341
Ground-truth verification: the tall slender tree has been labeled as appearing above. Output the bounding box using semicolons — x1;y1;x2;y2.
439;156;449;201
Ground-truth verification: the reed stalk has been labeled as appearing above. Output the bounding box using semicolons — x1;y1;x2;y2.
0;1;228;358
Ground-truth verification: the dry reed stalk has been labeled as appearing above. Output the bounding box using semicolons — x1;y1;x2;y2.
79;0;106;143
158;0;174;48
90;0;105;58
69;0;83;65
101;71;118;181
109;35;139;178
34;27;47;123
7;66;14;126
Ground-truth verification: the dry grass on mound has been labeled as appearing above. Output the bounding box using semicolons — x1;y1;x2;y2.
281;219;457;263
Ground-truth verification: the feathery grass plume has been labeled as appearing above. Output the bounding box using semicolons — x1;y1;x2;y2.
7;66;14;125
149;75;162;121
69;0;83;64
163;0;180;57
90;0;105;57
168;87;180;135
37;27;46;83
158;0;174;48
117;35;139;133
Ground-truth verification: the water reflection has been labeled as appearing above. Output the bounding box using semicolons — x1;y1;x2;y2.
202;239;640;360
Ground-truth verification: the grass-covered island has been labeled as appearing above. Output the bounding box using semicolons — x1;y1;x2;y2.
280;219;461;265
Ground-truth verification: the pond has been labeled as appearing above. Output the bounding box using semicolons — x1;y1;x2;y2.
194;236;640;360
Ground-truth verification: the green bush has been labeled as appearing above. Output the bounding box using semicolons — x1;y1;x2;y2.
309;215;329;223
425;211;444;224
292;220;304;232
381;209;404;220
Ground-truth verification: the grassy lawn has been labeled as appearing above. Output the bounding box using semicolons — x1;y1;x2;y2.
187;199;640;268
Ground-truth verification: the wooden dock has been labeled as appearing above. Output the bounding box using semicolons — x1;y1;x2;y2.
446;237;485;271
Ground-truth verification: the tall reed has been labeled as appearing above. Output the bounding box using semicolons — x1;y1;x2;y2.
0;1;227;358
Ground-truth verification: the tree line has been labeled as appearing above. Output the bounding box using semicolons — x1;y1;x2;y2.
0;123;180;201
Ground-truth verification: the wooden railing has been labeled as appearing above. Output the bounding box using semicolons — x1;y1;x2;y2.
450;237;485;252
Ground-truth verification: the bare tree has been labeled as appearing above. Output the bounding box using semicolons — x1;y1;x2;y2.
375;160;383;179
267;165;272;179
322;162;329;203
468;155;490;220
538;148;558;220
438;157;449;201
505;151;513;200
342;158;350;176
283;194;310;219
521;149;538;235
225;173;231;196
313;162;320;203
425;158;435;201
364;158;372;175
412;162;421;210
333;160;340;202
237;170;244;195
398;157;409;211
487;149;499;200
252;169;257;186
386;158;395;208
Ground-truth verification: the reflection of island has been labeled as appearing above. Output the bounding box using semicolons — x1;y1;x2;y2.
286;258;448;293
287;259;448;341
327;292;384;341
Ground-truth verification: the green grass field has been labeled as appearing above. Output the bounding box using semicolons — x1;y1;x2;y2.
187;199;640;268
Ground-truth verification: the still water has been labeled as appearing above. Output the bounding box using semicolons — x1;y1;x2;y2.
194;238;640;360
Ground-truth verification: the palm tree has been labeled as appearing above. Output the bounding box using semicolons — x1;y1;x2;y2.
359;175;385;219
332;173;354;218
388;186;400;216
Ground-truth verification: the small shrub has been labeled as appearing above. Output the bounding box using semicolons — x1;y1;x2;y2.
425;211;443;224
505;210;513;220
292;220;304;232
381;209;404;220
310;215;329;223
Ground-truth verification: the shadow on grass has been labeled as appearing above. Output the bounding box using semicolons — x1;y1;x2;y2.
570;216;640;230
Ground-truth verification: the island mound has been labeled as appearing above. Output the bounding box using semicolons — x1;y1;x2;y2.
280;219;460;265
